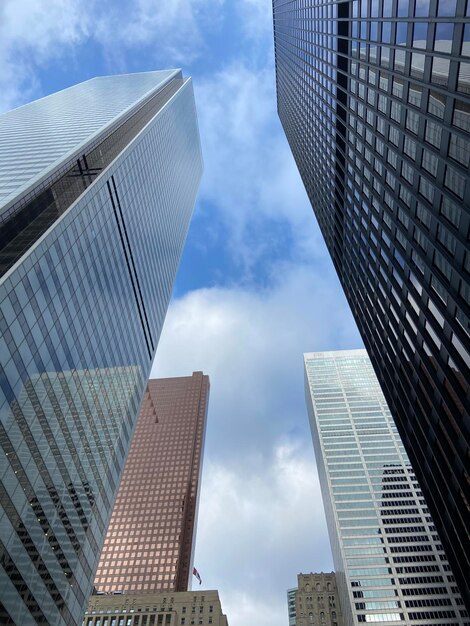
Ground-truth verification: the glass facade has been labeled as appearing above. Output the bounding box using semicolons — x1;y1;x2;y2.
304;350;468;626
94;373;209;594
288;587;297;626
0;72;202;625
274;0;470;606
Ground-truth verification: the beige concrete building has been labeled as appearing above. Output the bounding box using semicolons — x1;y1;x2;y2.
94;373;209;593
293;573;343;626
84;590;228;626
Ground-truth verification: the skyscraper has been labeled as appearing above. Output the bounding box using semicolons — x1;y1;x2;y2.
94;373;209;593
273;0;470;604
305;350;469;626
0;71;202;625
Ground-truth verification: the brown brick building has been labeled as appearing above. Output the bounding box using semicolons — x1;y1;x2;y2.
94;372;209;593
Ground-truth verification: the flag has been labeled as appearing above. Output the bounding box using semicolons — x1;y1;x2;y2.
193;567;202;585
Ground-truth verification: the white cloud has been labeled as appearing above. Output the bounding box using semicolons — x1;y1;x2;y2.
237;0;274;42
94;0;225;67
0;0;91;111
194;442;333;626
153;260;361;459
194;61;324;276
152;260;361;625
0;0;223;112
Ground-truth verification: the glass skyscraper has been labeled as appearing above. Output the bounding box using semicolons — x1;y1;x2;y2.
274;0;470;605
305;350;468;626
94;373;209;594
0;71;202;625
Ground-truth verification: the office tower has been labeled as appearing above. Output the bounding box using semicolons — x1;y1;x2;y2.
288;573;343;626
0;71;202;626
287;587;297;626
273;0;470;605
84;590;228;626
304;350;469;626
94;373;209;594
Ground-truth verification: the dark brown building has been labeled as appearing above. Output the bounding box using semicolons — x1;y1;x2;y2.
94;372;209;593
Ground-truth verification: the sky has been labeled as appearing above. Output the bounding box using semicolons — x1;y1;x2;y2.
0;1;363;624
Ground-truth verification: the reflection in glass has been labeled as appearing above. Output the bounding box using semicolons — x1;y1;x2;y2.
428;91;446;118
408;83;422;107
410;52;425;78
437;0;457;16
396;22;408;45
457;62;470;94
415;0;430;15
434;22;454;52
453;99;470;131
412;23;427;48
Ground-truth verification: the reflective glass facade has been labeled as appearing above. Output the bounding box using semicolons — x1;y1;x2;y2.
0;72;202;625
304;350;468;626
94;373;209;594
274;0;470;606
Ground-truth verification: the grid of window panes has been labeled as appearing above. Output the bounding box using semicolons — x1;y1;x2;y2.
0;78;202;626
273;0;339;252
94;374;209;594
304;350;469;626
274;0;470;607
0;70;176;218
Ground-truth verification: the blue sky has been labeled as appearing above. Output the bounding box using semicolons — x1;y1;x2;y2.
1;1;362;624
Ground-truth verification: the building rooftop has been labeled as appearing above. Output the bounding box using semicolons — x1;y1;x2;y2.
0;70;178;216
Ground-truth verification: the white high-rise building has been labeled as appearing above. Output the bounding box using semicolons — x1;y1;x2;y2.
287;587;297;626
304;349;468;626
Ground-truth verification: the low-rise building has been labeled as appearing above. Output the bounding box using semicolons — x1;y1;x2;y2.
288;573;343;626
84;590;228;626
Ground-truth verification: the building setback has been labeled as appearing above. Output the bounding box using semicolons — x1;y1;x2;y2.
273;0;470;606
94;373;209;594
84;590;228;626
304;350;468;626
0;72;202;625
288;572;344;626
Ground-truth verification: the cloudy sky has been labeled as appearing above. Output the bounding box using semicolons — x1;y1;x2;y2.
1;1;363;623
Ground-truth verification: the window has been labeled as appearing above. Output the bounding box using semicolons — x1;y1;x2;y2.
425;120;441;147
449;132;470;167
440;197;461;228
406;109;419;134
413;23;427;48
421;150;438;176
444;165;465;199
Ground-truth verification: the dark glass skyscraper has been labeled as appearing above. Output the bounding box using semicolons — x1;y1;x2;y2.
273;0;470;606
0;71;202;625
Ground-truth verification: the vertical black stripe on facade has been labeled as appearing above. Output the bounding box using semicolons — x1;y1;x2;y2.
333;1;350;279
107;179;153;360
111;175;155;353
